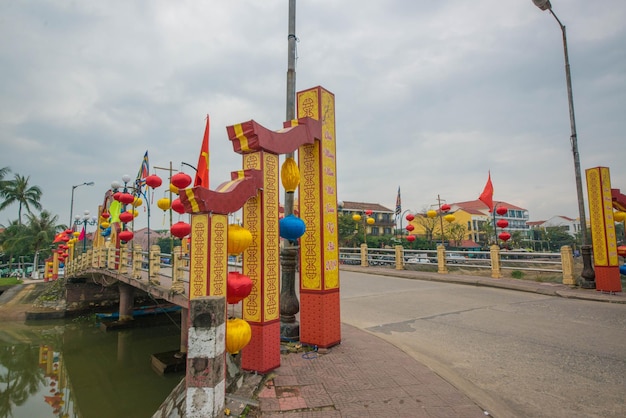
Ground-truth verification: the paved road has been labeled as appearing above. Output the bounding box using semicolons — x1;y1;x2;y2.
339;270;626;418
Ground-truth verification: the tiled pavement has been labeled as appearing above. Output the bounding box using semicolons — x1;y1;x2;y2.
257;323;488;417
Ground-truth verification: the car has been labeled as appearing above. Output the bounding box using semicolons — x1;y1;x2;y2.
406;256;430;264
445;254;466;264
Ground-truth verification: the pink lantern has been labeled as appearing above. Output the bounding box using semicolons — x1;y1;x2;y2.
227;272;253;304
406;213;414;222
171;172;192;189
499;232;511;242
496;206;508;216
407;235;416;242
496;219;509;228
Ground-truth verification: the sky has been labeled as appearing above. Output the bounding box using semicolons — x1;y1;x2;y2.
1;0;625;231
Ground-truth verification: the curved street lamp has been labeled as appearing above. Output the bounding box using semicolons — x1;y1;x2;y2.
531;0;595;287
74;210;98;253
69;181;94;228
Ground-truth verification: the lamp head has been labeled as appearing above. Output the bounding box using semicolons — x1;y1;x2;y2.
85;181;95;186
532;0;551;11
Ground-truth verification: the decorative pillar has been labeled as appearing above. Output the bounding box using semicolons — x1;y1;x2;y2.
437;244;448;274
360;243;368;267
585;167;621;292
490;245;502;278
561;245;576;285
188;213;229;300
395;245;404;270
240;151;281;372
297;86;341;348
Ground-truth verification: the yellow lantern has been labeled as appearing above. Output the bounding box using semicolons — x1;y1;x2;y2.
614;211;626;222
133;209;139;218
281;157;300;192
427;210;437;218
101;221;110;229
157;197;171;211
226;318;252;354
133;197;143;207
169;184;179;194
72;231;80;238
444;214;455;223
352;214;362;222
227;224;253;255
366;217;375;225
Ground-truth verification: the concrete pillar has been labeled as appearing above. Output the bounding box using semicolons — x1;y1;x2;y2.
490;245;502;278
180;307;189;355
437;244;448;274
118;282;135;322
561;245;576;285
185;296;226;418
149;244;161;285
395;245;404;270
360;243;369;267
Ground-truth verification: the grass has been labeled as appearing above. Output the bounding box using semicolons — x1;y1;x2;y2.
0;277;22;286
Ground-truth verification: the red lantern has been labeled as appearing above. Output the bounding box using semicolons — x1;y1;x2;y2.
64;229;73;235
61;235;70;242
617;246;626;257
406;224;415;232
499;232;511;242
171;198;185;214
119;211;134;224
364;209;373;216
113;192;122;201
227;272;253;304
407;235;416;242
441;204;451;212
496;206;508;216
57;249;64;254
171;221;191;239
406;213;414;222
171;172;192;189
118;230;134;242
119;193;135;205
496;219;509;228
101;211;110;219
145;174;163;188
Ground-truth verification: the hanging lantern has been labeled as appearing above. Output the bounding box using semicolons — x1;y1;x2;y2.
366;217;375;225
406;213;415;222
118;230;134;242
133;197;143;207
171;172;192;189
407;235;416;242
496;206;508;216
73;231;80;238
427;210;437;218
496;219;509;228
281;157;300;192
352;214;362;222
365;209;373;216
61;235;70;242
226;318;252;355
499;232;511;242
227;272;253;304
616;245;626;257
169;183;179;194
119;193;134;205
441;204;451;212
113;192;122;202
444;214;455;223
64;229;73;235
406;224;414;232
100;221;110;229
101;211;110;220
228;224;253;254
145;174;162;188
614;211;626;222
157;197;171;211
133;209;139;217
171;198;185;214
171;221;191;239
119;211;134;224
280;215;306;240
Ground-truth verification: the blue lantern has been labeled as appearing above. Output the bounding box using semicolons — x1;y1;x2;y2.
279;215;306;241
620;265;626;276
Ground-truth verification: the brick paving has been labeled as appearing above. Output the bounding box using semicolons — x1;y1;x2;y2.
258;323;487;417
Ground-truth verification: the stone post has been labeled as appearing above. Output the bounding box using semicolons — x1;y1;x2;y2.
149;244;161;285
133;244;143;279
360;243;369;267
395;245;404;270
186;296;226;418
490;245;502;278
437;244;448;274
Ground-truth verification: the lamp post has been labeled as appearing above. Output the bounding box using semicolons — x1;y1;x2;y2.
74;210;98;253
532;0;595;287
69;181;94;228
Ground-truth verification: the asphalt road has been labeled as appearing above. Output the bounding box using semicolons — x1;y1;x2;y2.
339;270;626;418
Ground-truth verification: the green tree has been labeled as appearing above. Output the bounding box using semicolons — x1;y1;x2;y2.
0;173;43;225
544;227;576;251
0;220;29;266
338;214;359;247
24;210;61;265
448;223;467;247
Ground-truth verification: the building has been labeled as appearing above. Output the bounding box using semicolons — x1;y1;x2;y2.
338;201;395;236
528;215;582;237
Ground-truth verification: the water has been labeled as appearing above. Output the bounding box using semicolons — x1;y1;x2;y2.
0;317;184;418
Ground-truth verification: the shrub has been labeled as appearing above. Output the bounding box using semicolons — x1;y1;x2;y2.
511;270;524;279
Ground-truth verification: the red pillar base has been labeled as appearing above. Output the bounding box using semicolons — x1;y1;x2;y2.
241;321;280;373
300;290;341;348
594;266;622;292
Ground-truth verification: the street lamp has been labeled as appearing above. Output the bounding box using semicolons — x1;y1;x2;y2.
69;181;94;228
74;210;98;253
532;0;595;287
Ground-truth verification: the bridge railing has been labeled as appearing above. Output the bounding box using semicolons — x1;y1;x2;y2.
339;244;576;285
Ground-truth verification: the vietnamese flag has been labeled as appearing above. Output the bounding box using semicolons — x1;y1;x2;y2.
479;172;494;212
194;114;210;188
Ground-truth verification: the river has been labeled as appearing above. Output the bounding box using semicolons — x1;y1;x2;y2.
0;315;183;418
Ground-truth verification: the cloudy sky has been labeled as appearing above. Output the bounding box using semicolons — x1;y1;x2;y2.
1;0;625;231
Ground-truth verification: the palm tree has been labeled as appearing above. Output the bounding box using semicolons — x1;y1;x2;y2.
0;173;42;224
25;210;61;267
0;166;10;194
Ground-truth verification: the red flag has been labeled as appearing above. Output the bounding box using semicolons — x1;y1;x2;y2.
479;172;494;212
194;115;210;188
78;227;85;241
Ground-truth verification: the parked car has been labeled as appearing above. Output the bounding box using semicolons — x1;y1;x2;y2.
406;256;430;264
446;254;466;264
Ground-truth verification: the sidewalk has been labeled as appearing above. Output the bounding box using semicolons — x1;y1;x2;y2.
235;266;624;417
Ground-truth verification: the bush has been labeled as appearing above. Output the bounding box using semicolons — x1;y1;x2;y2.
511;270;524;279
